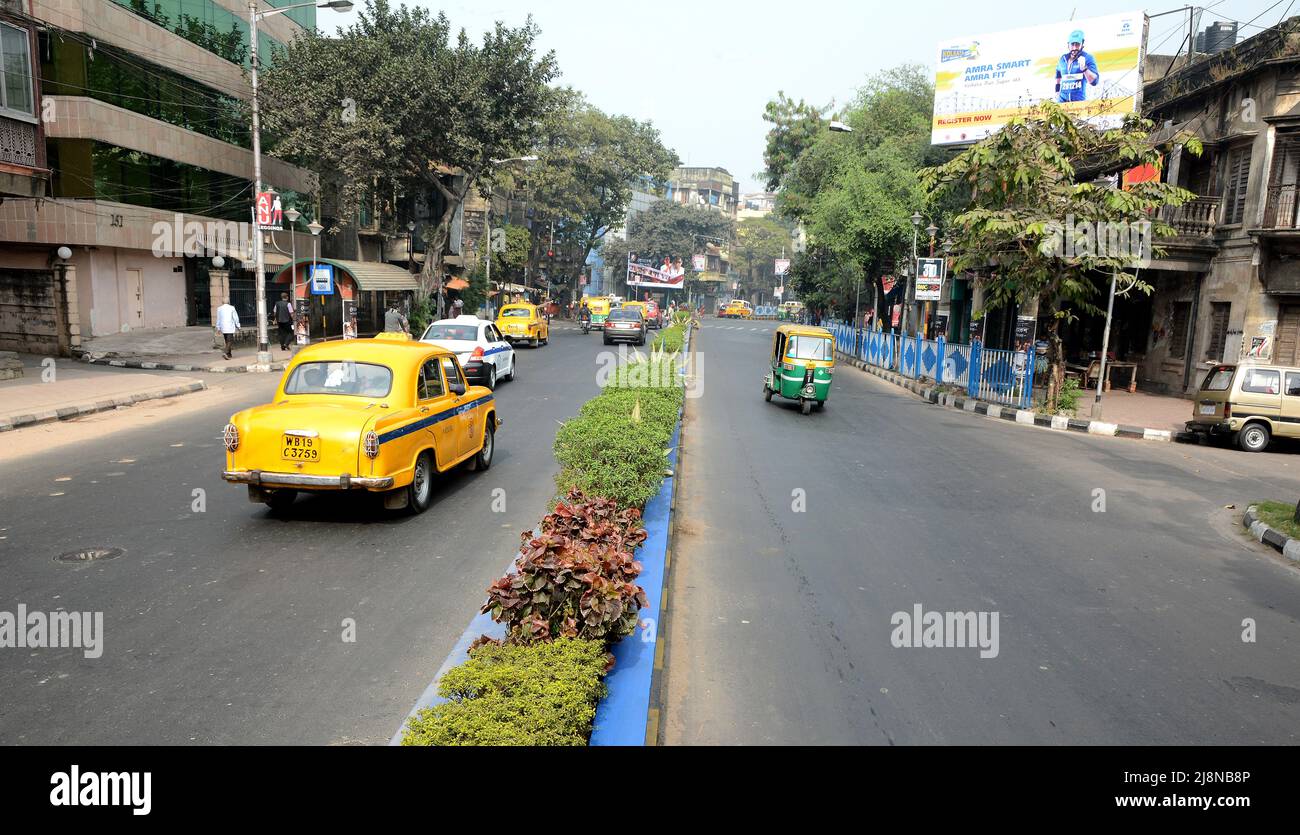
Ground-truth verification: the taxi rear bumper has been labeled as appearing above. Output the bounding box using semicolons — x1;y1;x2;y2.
223;470;395;490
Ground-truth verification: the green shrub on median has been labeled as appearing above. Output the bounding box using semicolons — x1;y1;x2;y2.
652;323;684;352
554;356;684;508
400;638;608;746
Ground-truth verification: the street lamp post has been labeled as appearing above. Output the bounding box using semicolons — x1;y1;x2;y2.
246;0;353;367
307;219;322;337
483;155;538;316
908;211;922;336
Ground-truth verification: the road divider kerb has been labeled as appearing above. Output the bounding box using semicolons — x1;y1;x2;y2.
0;381;207;433
80;356;287;374
834;350;1174;445
1243;505;1300;562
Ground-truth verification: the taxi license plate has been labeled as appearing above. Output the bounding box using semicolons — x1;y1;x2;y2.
1199;405;1217;415
282;434;320;460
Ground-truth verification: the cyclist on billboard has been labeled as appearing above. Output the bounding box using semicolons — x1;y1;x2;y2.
1055;29;1099;102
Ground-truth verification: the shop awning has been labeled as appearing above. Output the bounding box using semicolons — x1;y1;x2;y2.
272;258;420;291
445;277;470;291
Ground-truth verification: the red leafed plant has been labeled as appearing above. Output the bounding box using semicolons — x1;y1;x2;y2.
482;488;649;644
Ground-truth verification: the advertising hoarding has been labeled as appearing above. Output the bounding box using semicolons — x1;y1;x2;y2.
932;11;1144;146
628;255;686;290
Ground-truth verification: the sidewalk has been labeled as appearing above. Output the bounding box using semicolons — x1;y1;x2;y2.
1076;389;1192;435
79;325;290;372
0;355;205;432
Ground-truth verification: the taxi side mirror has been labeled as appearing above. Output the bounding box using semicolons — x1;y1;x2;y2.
449;382;466;396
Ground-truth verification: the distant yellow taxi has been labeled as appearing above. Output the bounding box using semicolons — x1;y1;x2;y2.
720;300;753;319
222;334;500;514
495;303;549;348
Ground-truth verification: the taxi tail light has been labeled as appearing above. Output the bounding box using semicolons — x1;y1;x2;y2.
471;346;485;359
223;422;240;452
363;430;379;459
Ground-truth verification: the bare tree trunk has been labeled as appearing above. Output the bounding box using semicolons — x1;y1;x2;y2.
1042;292;1065;413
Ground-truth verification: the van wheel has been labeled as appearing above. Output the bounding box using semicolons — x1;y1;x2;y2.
1238;423;1270;453
406;451;434;513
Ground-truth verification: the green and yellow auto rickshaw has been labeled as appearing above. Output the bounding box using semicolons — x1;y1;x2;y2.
763;324;835;415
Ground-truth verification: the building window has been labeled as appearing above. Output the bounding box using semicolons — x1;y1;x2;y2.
0;22;34;119
1205;302;1230;361
1169;301;1192;360
1223;145;1251;225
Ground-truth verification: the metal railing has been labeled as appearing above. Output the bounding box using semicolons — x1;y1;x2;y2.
1264;183;1299;229
828;320;1033;409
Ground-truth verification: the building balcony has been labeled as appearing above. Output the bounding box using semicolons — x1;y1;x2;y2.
1262;183;1300;230
1165;195;1221;238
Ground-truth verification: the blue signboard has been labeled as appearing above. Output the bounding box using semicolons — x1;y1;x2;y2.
309;264;334;295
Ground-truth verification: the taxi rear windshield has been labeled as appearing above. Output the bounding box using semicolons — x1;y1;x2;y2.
285;361;393;398
500;308;531;317
1200;367;1235;391
423;324;478;341
787;335;832;360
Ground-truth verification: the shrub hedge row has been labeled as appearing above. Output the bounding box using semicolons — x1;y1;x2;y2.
401;333;689;746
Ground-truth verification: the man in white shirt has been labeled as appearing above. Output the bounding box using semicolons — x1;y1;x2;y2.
215;299;241;360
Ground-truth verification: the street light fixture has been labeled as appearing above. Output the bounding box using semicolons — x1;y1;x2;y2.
828;120;853;133
247;0;352;367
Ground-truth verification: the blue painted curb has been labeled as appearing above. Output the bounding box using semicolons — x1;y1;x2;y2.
589;322;690;746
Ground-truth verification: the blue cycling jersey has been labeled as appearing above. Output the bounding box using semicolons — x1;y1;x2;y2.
1055;51;1099;102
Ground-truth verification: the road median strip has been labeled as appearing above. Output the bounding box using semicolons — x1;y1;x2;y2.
80;355;287;374
834;350;1175;444
391;316;693;746
1243;504;1300;562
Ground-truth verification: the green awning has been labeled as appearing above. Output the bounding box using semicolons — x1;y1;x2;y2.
274;258;420;291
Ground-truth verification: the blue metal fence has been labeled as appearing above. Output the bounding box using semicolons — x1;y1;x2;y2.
826;320;1033;409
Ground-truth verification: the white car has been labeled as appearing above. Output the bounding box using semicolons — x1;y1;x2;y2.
419;315;516;390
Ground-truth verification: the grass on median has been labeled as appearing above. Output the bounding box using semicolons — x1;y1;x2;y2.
1251;500;1300;539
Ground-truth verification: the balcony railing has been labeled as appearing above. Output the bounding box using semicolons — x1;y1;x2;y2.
1163;195;1221;237
1264;183;1300;229
0;116;37;168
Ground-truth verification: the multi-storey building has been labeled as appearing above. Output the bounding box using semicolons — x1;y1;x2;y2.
0;0;324;353
666;165;738;219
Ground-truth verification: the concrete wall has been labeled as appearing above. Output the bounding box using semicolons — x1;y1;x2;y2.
0;266;58;353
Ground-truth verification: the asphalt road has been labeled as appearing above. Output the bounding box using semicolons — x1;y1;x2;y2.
0;323;606;744
664;319;1300;745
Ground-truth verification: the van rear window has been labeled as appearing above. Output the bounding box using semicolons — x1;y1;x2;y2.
1241;368;1280;395
1201;367;1234;391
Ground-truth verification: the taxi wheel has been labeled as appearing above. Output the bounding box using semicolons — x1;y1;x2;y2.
484;364;497;391
801;399;812;415
406;451;434;514
264;489;297;512
531;336;540;348
470;422;494;472
504;356;516;381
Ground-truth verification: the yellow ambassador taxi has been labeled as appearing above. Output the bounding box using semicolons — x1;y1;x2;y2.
222;334;500;514
495;302;549;348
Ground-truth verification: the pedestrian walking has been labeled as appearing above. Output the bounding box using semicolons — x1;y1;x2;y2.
272;292;294;351
215;299;240;360
384;300;410;334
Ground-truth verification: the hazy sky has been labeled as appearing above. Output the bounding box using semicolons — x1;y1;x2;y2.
324;1;1293;192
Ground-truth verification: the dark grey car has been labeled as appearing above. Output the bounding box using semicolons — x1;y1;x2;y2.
603;308;646;345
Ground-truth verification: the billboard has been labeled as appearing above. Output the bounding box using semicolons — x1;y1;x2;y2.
932;11;1144;145
627;255;686;290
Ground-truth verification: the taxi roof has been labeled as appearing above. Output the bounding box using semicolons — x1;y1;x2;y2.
776;323;833;339
288;335;450;372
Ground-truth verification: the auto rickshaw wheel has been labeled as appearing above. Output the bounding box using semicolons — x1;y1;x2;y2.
764;386;773;402
815;399;825;410
801;399;812;415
